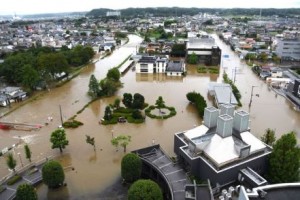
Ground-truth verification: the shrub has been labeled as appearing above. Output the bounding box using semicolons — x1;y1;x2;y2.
42;160;65;188
0;185;6;193
7;175;22;185
186;92;207;118
62;120;83;128
128;179;163;200
121;153;142;183
16;183;38;200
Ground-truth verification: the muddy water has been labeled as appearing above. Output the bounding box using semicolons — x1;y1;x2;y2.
0;34;299;198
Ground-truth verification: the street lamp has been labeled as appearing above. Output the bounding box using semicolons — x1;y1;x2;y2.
111;129;114;138
17;152;23;168
249;86;259;107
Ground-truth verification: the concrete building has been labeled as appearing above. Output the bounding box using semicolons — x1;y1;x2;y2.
186;35;221;66
174;104;272;188
106;11;121;17
285;79;300;110
135;56;168;74
275;39;300;61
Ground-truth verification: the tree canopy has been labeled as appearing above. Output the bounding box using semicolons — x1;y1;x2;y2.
6;153;17;172
111;135;131;152
50;128;69;153
121;153;142;183
186;91;207;118
268;131;300;183
128;179;163;200
88;74;101;98
261;128;276;146
16;183;38;200
42;160;65;188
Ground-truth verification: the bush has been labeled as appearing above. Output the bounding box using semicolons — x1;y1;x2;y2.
7;175;22;185
42;160;65;188
62;120;83;128
121;153;142;183
186;92;207;118
128;179;163;200
16;183;38;200
0;185;6;193
197;66;207;73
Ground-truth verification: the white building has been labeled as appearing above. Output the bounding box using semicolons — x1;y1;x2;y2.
106;11;121;17
136;56;168;74
276;39;300;61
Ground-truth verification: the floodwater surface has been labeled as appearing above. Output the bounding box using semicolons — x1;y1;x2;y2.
0;34;299;199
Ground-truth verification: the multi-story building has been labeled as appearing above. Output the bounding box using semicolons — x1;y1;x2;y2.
275;39;300;61
174;104;272;188
135;56;168;74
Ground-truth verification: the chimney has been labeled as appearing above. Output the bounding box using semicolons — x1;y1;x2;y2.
220;104;235;117
203;106;219;128
233;110;250;133
217;114;233;138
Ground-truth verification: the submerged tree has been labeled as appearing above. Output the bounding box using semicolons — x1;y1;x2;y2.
24;144;32;162
104;106;112;121
88;74;100;98
6;153;17;172
261;128;276;146
268;131;300;183
86;135;96;151
50;128;69;153
155;96;165;111
111;135;131;152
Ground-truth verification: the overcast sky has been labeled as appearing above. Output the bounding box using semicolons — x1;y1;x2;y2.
0;0;299;15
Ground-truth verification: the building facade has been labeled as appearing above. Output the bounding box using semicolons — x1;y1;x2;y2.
276;39;300;61
174;104;272;188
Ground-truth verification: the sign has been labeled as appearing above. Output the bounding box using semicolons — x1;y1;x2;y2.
223;54;229;58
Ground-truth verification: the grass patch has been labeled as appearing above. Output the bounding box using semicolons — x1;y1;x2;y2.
63;119;84;128
208;67;219;74
145;106;177;119
7;174;22;185
197;66;207;73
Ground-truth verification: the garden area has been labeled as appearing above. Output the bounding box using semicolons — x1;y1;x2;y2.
197;65;220;74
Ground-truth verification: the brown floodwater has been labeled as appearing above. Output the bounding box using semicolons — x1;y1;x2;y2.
0;34;299;199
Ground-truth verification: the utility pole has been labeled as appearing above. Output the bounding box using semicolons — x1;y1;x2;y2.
249;86;258;107
59;105;63;125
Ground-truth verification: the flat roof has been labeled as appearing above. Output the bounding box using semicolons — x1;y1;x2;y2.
184;125;209;140
185;125;267;167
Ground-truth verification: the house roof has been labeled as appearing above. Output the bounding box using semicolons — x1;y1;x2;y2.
166;61;184;72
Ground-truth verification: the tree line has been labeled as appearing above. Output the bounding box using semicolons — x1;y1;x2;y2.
0;45;94;91
86;8;300;18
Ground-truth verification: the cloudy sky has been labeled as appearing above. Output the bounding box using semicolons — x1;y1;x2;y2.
0;0;299;15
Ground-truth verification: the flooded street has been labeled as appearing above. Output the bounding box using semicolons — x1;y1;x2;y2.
0;34;299;199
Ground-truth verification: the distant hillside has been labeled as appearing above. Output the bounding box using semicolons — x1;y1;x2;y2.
86;7;300;17
22;12;87;19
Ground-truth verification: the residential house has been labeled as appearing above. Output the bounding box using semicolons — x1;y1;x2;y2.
136;56;168;73
0;87;27;103
165;60;186;76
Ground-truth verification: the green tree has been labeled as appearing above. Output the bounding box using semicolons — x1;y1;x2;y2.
113;98;121;110
128;179;163;200
24;144;32;162
111;135;131;152
50;128;69;153
155;96;165;111
186;91;207;117
86;135;96;151
132;93;145;109
132;109;143;119
261;128;276;146
21;64;40;90
107;68;121;81
6;153;17;172
104;106;112;121
121;153;142;183
88;74;100;98
16;183;38;200
187;52;198;64
42;160;65;188
122;93;133;108
268;132;300;183
99;78;120;96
